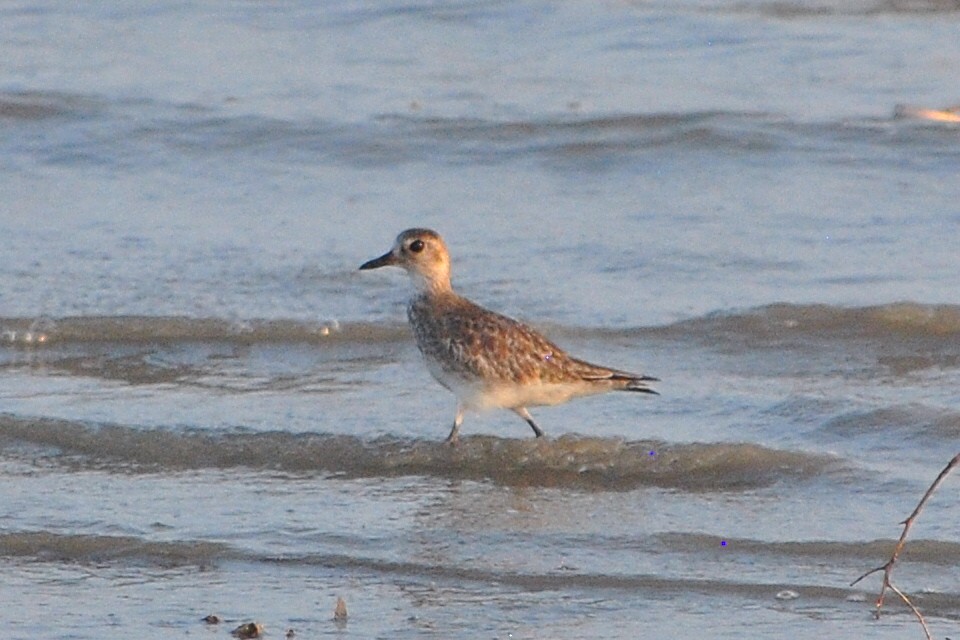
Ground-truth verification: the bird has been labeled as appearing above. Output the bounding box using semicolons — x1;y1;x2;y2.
359;228;658;444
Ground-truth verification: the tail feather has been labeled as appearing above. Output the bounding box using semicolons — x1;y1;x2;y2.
616;373;659;395
575;360;659;395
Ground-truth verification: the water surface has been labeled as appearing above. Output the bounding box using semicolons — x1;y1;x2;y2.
2;1;960;638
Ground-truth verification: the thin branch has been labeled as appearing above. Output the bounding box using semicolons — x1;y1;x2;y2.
851;451;960;640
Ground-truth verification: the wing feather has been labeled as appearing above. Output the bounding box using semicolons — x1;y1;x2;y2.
408;293;655;392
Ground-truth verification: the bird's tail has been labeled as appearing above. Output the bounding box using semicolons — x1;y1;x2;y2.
575;359;659;395
613;373;659;395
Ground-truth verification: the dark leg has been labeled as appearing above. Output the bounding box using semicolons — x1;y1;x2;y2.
512;407;544;438
445;404;465;445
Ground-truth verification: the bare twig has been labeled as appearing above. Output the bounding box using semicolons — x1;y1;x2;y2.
851;452;960;640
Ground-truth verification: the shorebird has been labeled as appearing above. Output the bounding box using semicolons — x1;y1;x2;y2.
360;228;658;443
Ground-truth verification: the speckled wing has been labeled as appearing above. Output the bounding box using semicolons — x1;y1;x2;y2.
408;294;655;391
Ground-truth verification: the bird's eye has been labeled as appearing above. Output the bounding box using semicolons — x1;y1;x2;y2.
409;239;425;253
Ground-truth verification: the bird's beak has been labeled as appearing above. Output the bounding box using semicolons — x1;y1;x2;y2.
359;250;398;270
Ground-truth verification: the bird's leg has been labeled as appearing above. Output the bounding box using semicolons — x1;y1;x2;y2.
445;403;465;445
512;407;545;438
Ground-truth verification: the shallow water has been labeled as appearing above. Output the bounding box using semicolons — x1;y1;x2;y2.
3;1;960;638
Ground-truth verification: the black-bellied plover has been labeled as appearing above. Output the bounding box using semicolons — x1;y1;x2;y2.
360;228;658;443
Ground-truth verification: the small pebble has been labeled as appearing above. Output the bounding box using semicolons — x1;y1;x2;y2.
231;622;264;639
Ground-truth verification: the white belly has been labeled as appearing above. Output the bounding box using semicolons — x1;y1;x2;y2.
422;353;601;411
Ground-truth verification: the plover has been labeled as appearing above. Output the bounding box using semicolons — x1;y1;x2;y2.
360;228;658;443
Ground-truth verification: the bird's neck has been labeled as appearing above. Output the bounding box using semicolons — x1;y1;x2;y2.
410;272;453;297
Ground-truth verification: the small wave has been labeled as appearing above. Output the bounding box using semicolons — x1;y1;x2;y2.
384;110;960;168
652;302;960;345
0;415;836;491
0;91;97;121
9;530;960;615
12;93;958;176
0;531;228;567
656;532;960;565
4;302;958;350
6;529;960;596
709;0;960;17
0;315;393;346
821;405;960;441
386;110;788;159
